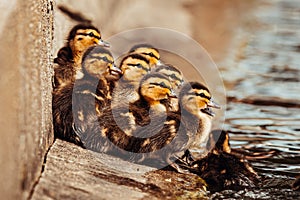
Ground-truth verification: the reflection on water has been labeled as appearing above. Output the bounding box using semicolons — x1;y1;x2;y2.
216;0;300;198
226;102;300;173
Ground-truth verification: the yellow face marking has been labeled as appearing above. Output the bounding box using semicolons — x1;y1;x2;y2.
120;57;150;81
141;77;172;103
181;88;212;116
70;29;102;63
132;48;160;66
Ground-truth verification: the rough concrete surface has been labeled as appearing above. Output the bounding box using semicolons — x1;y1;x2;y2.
31;139;207;200
0;0;54;199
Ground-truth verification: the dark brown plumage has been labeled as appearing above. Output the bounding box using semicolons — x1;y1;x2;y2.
83;73;183;168
52;46;121;147
176;82;220;161
181;130;260;192
53;24;109;88
292;175;300;191
84;78;221;172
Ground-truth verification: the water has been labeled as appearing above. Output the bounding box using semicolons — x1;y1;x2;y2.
215;0;300;198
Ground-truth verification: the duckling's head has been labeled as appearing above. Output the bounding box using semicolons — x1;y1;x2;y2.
82;45;121;80
129;43;161;67
179;82;220;118
119;53;151;83
153;64;184;89
68;24;110;63
139;73;176;108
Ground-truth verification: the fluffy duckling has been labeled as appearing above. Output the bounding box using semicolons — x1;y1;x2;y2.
53;23;110;88
186;130;260;192
52;45;121;146
153;64;184;112
178;82;220;160
129;43;162;68
111;53;151;108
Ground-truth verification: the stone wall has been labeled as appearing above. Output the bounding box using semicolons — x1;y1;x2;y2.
0;0;54;199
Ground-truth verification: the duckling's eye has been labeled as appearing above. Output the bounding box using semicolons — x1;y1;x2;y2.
136;63;143;69
159;82;169;89
102;57;108;62
88;32;95;37
149;52;154;57
100;56;113;64
196;93;205;98
77;37;83;41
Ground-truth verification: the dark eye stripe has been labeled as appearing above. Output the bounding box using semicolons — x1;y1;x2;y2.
150;82;171;90
77;32;101;40
89;55;113;64
187;92;210;100
142;52;159;60
127;63;149;71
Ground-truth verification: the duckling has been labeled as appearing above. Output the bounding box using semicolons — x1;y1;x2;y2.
53;23;110;88
52;45;121;146
186;130;260;192
128;43;162;68
176;82;220;162
111;53;151;108
153;64;184;112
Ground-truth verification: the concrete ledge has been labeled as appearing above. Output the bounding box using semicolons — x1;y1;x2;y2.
31;139;206;200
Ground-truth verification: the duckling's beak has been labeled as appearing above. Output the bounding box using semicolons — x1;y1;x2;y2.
156;60;164;66
207;99;221;109
201;107;215;117
98;39;110;48
168;89;177;98
109;64;122;76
